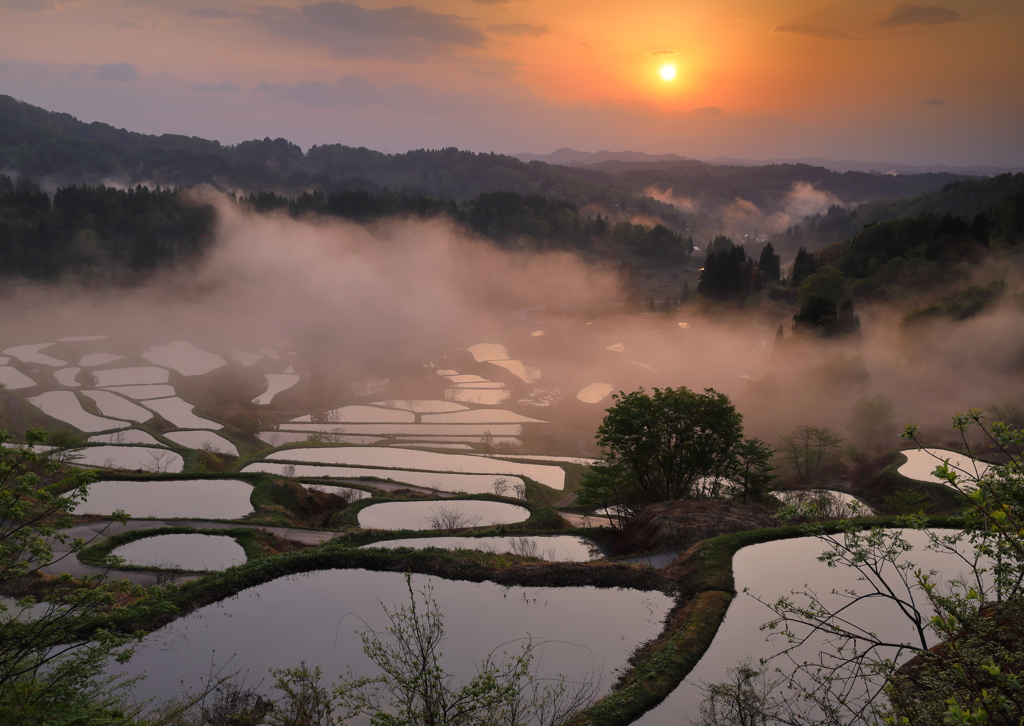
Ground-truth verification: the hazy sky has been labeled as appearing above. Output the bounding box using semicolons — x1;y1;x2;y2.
1;0;1022;165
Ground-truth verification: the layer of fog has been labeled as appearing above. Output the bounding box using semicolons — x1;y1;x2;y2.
2;193;1022;452
645;181;848;257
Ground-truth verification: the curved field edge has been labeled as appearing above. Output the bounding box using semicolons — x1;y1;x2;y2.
569;514;967;726
61;515;965;726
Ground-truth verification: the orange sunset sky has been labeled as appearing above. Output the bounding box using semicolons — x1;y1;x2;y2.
1;0;1022;165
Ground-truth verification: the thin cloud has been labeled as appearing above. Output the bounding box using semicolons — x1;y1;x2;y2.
189;2;486;62
191;80;242;93
773;24;855;40
95;62;139;82
650;49;677;56
188;9;244;19
487;23;549;37
876;4;962;27
0;0;57;11
692;106;723;117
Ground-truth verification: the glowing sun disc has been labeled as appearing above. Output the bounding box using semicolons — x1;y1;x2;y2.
660;65;676;81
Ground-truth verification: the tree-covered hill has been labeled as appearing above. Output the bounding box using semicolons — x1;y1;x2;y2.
0;94;980;234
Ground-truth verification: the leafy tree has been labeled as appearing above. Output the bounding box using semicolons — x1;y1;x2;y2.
580;387;745;516
726;438;777;505
758;242;781;284
330;574;597;726
699;240;755;301
790;247;817;287
849;394;898;451
777;424;845;487
0;428;147;722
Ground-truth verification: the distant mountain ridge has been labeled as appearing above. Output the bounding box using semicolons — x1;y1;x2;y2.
514;148;1022;177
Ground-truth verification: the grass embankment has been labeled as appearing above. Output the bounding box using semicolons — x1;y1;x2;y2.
569;514;967;726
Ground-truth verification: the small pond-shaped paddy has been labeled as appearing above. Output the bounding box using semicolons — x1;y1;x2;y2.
114;569;672;702
0;366;36;390
142;341;227;376
291;406;414;424
54;367;81;387
163;430;238;456
243;461;524;495
252;373;301;405
73;445;184;472
101;384;176;400
898;448;992;486
576;383;614;403
93;366;169;387
278;422;523;437
445;389;512;405
358;500;530;530
69;479;252;518
3;342;65;366
111;534;246;570
420;410;546;424
88;430;163;446
266;446;565;489
143;397;221;429
78;353;125;367
487;359;541;384
82;390;153;422
363;535;601;562
27;391;129;432
369;399;469;413
467;343;510;361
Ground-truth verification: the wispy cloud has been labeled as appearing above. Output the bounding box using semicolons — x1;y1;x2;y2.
0;0;57;12
95;62;139;82
650;49;677;56
692;106;723;116
191;80;242;93
876;4;962;27
189;2;486;61
487;23;549;37
773;24;854;40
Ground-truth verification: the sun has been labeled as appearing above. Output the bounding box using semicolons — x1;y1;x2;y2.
659;64;676;81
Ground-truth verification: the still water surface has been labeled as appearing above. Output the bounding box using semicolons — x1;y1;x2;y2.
118;569;673;702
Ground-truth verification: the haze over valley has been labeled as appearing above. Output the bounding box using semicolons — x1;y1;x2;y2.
2;2;1024;724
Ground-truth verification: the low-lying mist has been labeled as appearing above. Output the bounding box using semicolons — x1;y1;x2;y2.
2;194;1022;450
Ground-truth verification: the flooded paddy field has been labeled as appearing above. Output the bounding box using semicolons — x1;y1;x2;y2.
243;461;525;495
357;500;532;529
69;479;253;518
116;569;673;702
111;533;246;570
637;530;984;725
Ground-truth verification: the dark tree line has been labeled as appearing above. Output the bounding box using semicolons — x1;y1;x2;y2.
0;176;214;279
0;176;693;281
697;236;780;301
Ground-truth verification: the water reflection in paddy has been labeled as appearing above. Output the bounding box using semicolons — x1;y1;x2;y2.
267;446;565;489
74;445;184;472
898;448;991;486
70;479;252;518
111;534;246;570
637;530;983;725
243;461;524;495
117;569;672;702
362;535;601;562
358;500;530;530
